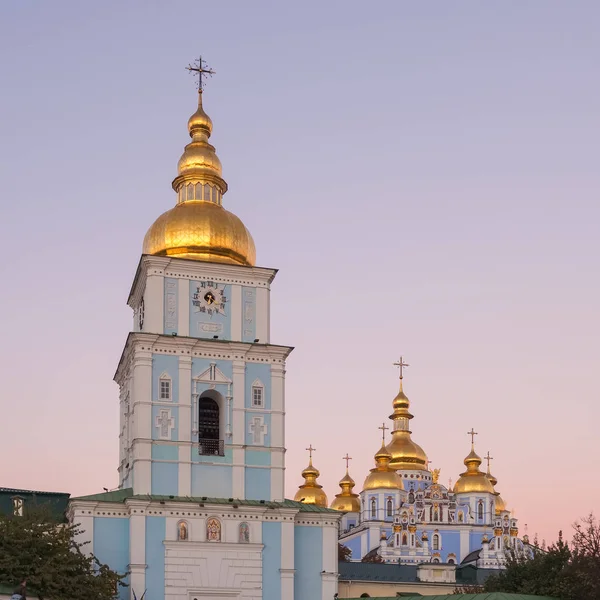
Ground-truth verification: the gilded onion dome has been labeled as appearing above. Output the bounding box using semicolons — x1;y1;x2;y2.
363;442;404;491
453;445;495;494
143;90;256;266
294;454;328;507
386;378;429;471
331;468;361;512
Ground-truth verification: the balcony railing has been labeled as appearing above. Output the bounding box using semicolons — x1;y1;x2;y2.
198;438;224;456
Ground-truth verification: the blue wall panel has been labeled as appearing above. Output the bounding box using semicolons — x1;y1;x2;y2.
163;277;178;335
152;355;179;403
262;522;282;600
245;363;271;409
294;526;323;600
241;286;257;343
245;467;271;501
245;449;271;466
145;517;166;600
191;464;232;498
151;462;178;495
151;443;179;461
93;517;129;600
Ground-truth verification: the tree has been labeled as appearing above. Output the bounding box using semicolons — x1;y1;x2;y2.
0;507;126;600
484;514;600;600
338;543;352;562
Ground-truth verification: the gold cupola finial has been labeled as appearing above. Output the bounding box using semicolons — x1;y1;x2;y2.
142;57;256;266
453;429;495;494
385;357;429;471
294;445;328;507
331;454;361;512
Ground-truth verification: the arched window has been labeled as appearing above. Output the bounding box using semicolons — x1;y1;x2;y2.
370;498;376;518
432;558;440;564
478;500;484;520
199;396;221;455
206;517;221;542
360;594;371;598
159;373;172;400
177;521;188;541
408;491;415;504
402;533;408;546
239;522;250;543
386;498;393;517
433;534;440;550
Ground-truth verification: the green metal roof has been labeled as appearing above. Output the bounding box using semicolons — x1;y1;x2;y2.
71;488;338;513
0;487;70;520
345;595;557;600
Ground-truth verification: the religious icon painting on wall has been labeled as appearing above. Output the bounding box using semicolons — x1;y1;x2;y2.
206;517;221;542
239;522;250;543
178;521;188;541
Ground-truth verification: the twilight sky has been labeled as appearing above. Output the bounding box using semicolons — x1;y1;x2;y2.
1;1;598;544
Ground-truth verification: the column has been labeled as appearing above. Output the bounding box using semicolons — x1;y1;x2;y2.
177;278;190;336
132;348;153;495
129;513;146;600
178;355;192;496
232;360;246;497
230;284;242;341
281;521;295;600
144;272;164;334
255;287;269;343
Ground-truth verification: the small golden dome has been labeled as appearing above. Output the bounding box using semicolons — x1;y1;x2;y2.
487;470;498;488
363;442;403;491
494;493;507;514
331;469;361;512
294;454;328;508
143;90;255;266
386;379;429;470
453;446;495;494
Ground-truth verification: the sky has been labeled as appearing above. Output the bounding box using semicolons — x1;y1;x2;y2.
1;1;598;545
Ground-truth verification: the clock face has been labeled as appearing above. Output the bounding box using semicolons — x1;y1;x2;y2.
192;281;227;316
138;298;144;330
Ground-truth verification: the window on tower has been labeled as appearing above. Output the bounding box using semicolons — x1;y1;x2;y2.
160;378;171;400
386;498;393;517
252;386;263;407
198;393;223;456
370;498;377;518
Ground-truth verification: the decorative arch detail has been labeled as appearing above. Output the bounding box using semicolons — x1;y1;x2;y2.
206;517;221;542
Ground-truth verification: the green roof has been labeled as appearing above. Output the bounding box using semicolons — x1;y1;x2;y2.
345;595;557;600
71;488;338;513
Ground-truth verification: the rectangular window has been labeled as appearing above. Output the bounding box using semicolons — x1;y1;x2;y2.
160;380;171;400
252;386;263;407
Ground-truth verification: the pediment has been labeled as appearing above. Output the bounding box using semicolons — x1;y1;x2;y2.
194;365;231;384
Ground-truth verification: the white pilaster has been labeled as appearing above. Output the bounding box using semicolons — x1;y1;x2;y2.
178;356;192;496
232;447;245;498
144;272;164;334
129;513;146;600
230;284;242;341
255;287;269;343
177;278;189;336
281;521;295;600
73;511;94;555
460;528;470;561
232;361;246;445
132;348;153;495
271;449;285;501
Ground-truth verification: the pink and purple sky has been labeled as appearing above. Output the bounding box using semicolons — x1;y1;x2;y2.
1;2;598;544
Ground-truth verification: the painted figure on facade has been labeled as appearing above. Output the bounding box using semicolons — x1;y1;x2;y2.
178;521;188;541
206;517;221;542
239;522;250;543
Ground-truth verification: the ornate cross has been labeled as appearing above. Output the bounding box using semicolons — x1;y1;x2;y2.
342;453;352;469
378;422;389;442
186;56;216;91
448;477;453;489
306;444;316;460
484;451;494;470
393;356;410;379
467;428;478;445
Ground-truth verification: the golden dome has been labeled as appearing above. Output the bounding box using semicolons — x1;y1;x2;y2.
143;90;255;266
453;446;495;494
331;468;361;512
294;454;328;508
363;442;403;491
386;379;429;470
494;493;507;514
143;201;255;265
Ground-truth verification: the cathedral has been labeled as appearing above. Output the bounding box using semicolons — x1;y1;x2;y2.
59;62;526;600
293;362;525;570
67;62;340;600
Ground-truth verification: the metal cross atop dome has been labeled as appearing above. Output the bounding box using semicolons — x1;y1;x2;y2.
467;428;478;446
378;422;389;442
342;453;352;469
393;356;409;379
186;56;216;91
306;444;316;460
484;451;494;470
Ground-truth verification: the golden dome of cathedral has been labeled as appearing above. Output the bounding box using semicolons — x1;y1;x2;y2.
386;380;429;470
331;467;361;512
494;493;507;514
294;451;328;507
142;91;256;266
363;442;404;491
453;446;495;494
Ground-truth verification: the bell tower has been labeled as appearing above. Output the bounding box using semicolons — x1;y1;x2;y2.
115;59;292;501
